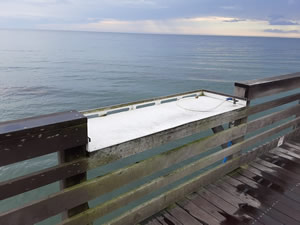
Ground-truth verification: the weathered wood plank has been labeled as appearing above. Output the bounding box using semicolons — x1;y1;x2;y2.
251;161;294;180
244;117;300;149
238;168;300;203
247;92;300;115
284;143;300;155
0;94;292;200
105;159;241;225
58;146;90;221
104;143;279;225
0;111;85;142
156;212;183;225
283;143;300;155
224;176;300;225
58;126;300;225
207;183;280;225
218;176;299;225
247;164;300;198
106;128;300;225
271;150;300;165
286;141;300;150
215;180;261;208
0;123;87;167
212;125;228;149
256;159;300;181
0;121;246;202
275;147;300;159
247;164;295;188
0;124;247;225
233;172;300;208
186;192;226;222
230;174;300;221
261;153;300;174
235;72;300;100
199;188;259;225
246;104;300;133
142;217;162;225
166;205;202;225
58;125;248;225
0;157;89;200
177;198;220;225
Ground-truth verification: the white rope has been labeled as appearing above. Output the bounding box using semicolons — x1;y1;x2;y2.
176;97;227;112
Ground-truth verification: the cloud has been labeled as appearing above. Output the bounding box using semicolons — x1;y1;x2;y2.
264;29;299;33
220;6;240;11
223;18;246;23
270;20;298;25
269;17;299;25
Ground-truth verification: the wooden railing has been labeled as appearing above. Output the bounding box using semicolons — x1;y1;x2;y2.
0;72;300;225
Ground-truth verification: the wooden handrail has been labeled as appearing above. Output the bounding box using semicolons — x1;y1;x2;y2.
234;72;300;100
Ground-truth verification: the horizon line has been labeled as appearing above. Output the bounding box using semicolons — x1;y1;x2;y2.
1;27;300;40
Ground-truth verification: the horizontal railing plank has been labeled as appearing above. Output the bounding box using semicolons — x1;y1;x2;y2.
5;96;294;199
246;104;300;133
0;124;247;225
1;101;298;203
0;123;87;167
106;127;300;225
0;157;89;200
61;123;294;225
247;92;300;115
105;145;270;225
0;109;246;199
59;155;241;225
2;116;300;224
235;72;300;100
0;111;85;142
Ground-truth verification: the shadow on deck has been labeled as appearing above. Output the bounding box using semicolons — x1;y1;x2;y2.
143;140;300;225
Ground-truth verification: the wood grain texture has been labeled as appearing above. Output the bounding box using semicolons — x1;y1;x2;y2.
235;72;300;100
0;124;87;167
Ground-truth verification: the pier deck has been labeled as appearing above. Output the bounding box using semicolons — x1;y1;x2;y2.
143;141;300;225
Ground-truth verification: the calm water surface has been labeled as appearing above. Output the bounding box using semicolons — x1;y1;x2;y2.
1;30;300;121
1;30;300;224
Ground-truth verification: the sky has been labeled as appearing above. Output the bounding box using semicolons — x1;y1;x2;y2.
0;0;300;38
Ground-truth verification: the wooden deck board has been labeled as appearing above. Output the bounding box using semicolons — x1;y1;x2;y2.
167;205;203;225
157;212;183;225
143;141;300;224
215;178;298;225
177;198;220;225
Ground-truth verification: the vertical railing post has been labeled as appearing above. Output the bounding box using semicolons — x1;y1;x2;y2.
57;112;91;223
231;84;251;157
294;100;300;129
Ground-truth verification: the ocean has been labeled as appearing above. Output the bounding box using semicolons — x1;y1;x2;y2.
1;30;300;122
1;29;300;224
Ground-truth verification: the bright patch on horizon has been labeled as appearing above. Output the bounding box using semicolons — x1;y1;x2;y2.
39;16;300;38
